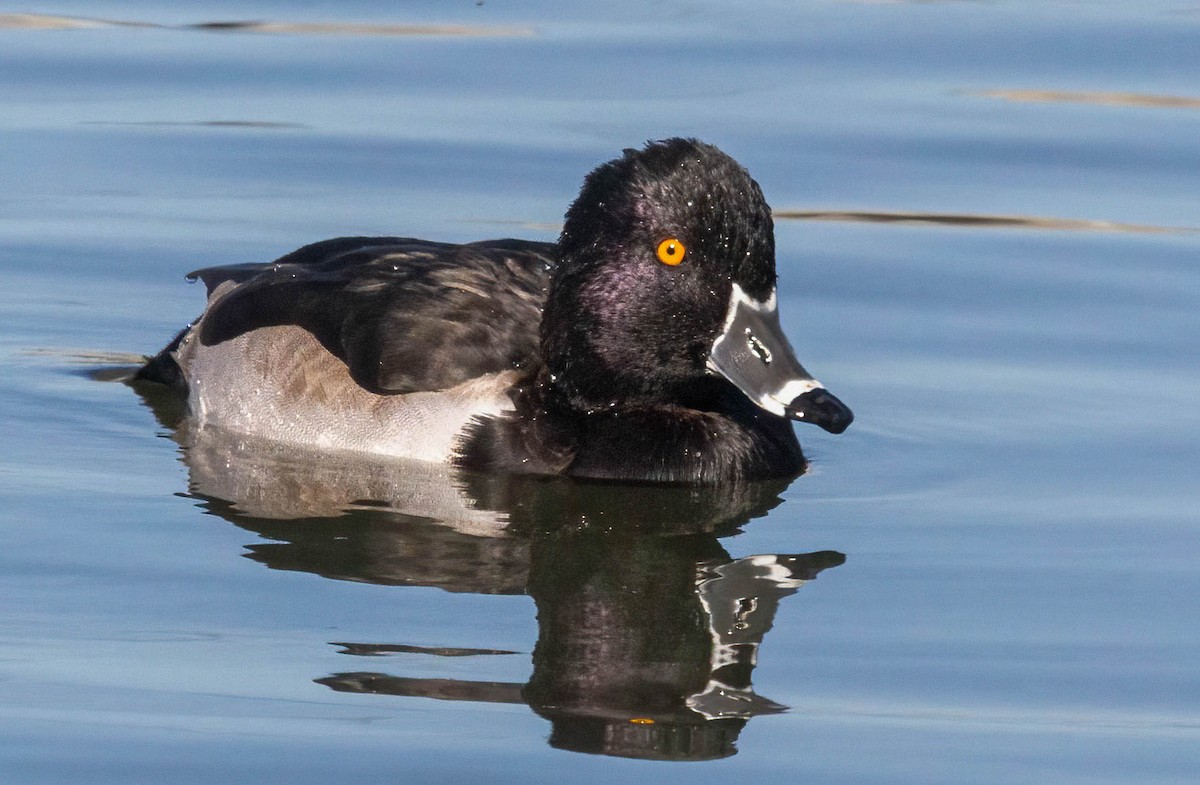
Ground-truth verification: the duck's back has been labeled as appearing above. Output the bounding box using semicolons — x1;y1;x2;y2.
141;237;556;460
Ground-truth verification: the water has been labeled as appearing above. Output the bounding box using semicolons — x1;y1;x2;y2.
2;1;1198;782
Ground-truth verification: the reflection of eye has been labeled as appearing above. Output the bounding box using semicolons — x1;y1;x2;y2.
656;238;686;266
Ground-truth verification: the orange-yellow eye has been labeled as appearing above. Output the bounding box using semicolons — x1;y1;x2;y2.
656;238;686;266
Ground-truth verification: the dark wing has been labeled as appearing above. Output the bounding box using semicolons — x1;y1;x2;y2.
193;237;556;394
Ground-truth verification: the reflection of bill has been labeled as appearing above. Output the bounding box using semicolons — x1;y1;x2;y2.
689;553;837;721
129;388;845;761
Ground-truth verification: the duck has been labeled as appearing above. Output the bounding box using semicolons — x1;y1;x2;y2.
137;138;852;484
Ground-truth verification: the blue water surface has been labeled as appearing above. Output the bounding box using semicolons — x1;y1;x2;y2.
2;2;1198;783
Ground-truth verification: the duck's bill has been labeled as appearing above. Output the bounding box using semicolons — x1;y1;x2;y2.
707;284;853;434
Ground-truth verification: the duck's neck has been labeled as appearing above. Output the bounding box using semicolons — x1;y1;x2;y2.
541;363;725;416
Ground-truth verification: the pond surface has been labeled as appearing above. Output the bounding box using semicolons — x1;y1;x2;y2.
2;1;1198;782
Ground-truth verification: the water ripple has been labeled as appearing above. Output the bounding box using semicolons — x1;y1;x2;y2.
974;89;1200;110
774;209;1196;235
0;13;535;37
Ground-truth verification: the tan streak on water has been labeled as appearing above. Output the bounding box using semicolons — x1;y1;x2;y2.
0;13;536;37
774;210;1196;235
974;89;1200;110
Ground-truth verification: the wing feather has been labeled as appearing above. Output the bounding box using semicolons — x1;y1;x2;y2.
190;237;555;394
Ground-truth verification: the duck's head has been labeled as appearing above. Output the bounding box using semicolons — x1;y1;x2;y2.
542;138;852;434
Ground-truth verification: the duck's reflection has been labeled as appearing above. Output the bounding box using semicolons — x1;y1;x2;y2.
319;540;841;760
140;382;844;761
524;538;841;759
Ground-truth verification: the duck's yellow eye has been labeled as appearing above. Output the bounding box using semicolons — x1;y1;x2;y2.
656;238;686;266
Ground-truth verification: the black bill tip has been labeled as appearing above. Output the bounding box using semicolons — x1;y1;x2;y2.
784;388;854;434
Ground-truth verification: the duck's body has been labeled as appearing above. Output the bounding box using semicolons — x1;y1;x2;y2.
139;139;852;483
149;238;552;463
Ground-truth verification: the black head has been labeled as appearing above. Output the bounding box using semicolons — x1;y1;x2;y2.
541;138;852;434
543;139;773;404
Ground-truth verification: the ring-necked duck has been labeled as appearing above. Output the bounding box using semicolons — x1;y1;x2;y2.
138;138;852;483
